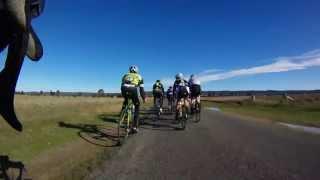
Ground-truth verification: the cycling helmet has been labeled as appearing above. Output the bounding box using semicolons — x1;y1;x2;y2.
175;73;183;80
129;65;139;73
156;80;161;83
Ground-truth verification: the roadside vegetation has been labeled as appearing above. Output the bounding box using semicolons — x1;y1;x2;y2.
0;95;129;179
203;94;320;127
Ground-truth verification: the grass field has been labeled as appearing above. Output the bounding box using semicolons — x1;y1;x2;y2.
0;95;135;179
203;94;320;127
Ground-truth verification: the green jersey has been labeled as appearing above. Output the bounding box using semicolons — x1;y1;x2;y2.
122;73;144;87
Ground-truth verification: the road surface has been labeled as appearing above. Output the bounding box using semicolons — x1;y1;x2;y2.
88;107;320;180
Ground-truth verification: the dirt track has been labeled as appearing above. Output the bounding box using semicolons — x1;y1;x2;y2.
88;107;320;180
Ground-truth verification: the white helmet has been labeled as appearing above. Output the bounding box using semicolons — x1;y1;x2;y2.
129;65;139;73
189;74;200;85
175;73;183;80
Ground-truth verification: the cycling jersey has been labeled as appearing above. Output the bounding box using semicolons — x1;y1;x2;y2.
189;78;201;97
189;78;201;86
173;79;190;99
153;82;164;93
167;88;173;97
121;72;146;100
122;73;144;87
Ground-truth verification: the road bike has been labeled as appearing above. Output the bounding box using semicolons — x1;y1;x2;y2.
154;96;163;120
175;98;188;130
191;96;201;123
118;99;135;145
167;95;174;113
0;156;30;180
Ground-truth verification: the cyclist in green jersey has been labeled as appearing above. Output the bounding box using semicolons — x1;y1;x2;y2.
121;65;146;133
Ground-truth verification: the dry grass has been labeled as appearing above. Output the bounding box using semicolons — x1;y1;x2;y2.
0;95;127;179
204;94;320;127
202;96;251;102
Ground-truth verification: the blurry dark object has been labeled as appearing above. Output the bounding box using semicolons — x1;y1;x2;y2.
0;155;30;180
0;0;45;131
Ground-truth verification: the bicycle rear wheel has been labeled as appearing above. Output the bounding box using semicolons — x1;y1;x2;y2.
156;98;162;119
194;102;201;123
180;105;187;130
0;164;28;180
170;99;174;113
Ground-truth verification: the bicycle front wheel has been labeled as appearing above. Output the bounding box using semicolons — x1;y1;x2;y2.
118;109;127;144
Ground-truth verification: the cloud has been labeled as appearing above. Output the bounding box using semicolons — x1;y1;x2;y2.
197;49;320;83
197;69;221;75
160;77;175;87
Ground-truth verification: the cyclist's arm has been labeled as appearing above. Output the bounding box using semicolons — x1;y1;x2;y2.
173;82;177;95
161;84;165;94
139;78;146;100
121;75;125;86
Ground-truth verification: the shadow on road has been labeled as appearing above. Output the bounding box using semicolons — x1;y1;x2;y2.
58;122;119;147
0;156;30;180
139;108;179;131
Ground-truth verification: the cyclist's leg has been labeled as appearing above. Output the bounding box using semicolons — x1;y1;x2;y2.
190;96;194;114
160;93;164;108
153;93;156;107
132;88;141;129
121;86;129;111
175;97;183;120
197;95;201;112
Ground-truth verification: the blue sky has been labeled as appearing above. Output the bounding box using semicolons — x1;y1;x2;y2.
1;0;320;92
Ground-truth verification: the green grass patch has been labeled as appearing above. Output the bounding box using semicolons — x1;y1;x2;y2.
0;95;128;179
203;99;320;127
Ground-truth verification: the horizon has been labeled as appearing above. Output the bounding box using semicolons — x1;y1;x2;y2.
15;89;320;94
2;0;320;92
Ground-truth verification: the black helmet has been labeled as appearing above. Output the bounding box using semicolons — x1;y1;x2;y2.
129;65;139;73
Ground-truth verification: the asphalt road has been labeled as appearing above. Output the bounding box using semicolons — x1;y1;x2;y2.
88;107;320;180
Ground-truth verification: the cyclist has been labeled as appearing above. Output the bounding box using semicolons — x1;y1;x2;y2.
188;74;202;114
152;80;165;111
166;86;174;106
121;65;146;133
173;73;190;120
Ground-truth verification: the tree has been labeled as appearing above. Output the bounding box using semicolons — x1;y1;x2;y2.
56;90;60;96
50;90;55;96
97;89;105;97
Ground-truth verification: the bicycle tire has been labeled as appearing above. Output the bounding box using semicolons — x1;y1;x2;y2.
194;102;201;123
180;105;187;130
117;108;127;145
2;167;27;180
155;97;161;120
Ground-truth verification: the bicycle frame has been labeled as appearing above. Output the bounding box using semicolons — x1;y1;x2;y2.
167;95;174;113
118;99;135;143
155;96;162;118
175;98;188;130
190;96;201;122
0;156;25;180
